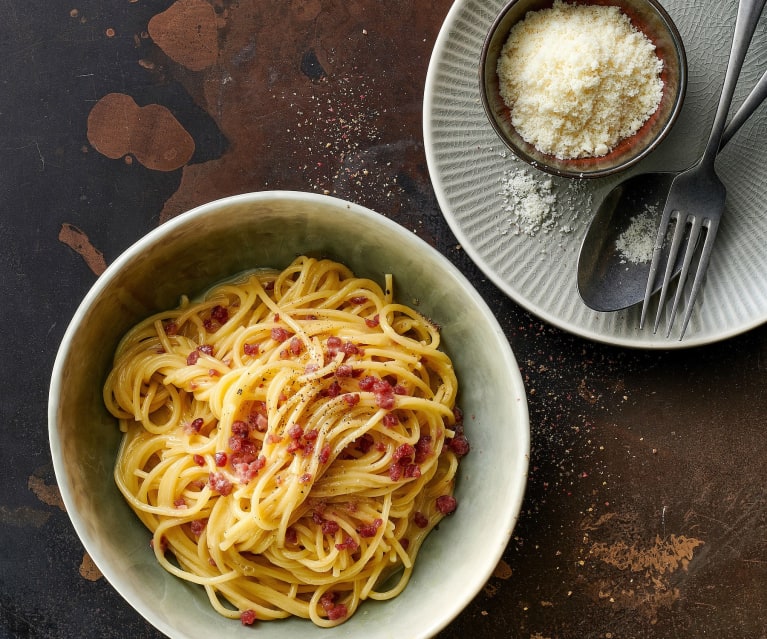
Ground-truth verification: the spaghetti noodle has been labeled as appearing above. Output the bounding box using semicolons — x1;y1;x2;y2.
103;256;468;627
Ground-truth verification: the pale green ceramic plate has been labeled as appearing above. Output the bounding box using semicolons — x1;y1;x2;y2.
425;0;767;348
49;191;530;639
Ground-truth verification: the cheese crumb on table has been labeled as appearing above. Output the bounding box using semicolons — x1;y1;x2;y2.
496;0;664;160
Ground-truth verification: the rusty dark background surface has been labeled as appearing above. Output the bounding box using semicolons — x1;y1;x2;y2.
2;1;767;638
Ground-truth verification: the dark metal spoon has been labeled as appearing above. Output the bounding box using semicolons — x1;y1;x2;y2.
577;69;767;313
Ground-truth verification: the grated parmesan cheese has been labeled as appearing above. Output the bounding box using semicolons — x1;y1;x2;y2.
615;208;658;263
500;167;558;235
496;0;664;160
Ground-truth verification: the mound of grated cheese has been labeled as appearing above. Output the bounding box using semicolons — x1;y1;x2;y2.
496;0;664;160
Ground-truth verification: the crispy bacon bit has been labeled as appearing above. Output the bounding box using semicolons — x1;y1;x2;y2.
299;472;312;484
341;341;359;356
288;423;304;439
240;609;257;626
343;393;360;406
285;527;298;545
320;592;348;621
190;518;207;536
243;342;259;356
370;378;395;409
234;455;266;484
355;433;374;454
336;363;353;378
304;429;318;441
393;384;408;395
414;435;432;463
232;420;249;437
174;498;187;509
448;434;471;458
327;603;348;621
211;305;229;324
324;380;342;397
208;472;233;496
289;337;303;355
358;376;376;391
247;401;268;432
193;454;205;466
186;350;200;365
214;452;228;467
349;295;368;305
436;495;458;515
365;314;380;328
403;464;421;479
382;413;399;428
164;321;178;336
318;443;331;464
320;519;339;535
390;444;421;481
187;417;204;433
401;538;410;551
358;518;382;538
198;344;214;356
335;536;359;552
414;511;429;528
393;444;415;463
271;326;290;343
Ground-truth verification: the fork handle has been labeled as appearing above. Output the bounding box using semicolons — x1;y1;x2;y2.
702;0;767;166
720;67;767;149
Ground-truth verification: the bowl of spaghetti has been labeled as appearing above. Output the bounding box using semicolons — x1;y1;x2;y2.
49;191;529;638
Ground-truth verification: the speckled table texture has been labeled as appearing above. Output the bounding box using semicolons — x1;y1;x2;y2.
3;1;767;638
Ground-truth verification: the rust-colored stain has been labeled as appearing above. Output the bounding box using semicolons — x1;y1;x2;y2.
147;0;218;71
79;552;104;582
80;0;448;223
590;534;702;574
86;93;194;171
581;511;704;622
493;559;513;580
58;223;107;276
28;473;66;511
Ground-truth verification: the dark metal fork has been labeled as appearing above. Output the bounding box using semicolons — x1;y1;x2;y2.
640;0;767;339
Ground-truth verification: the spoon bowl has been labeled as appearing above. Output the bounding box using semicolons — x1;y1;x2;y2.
577;172;678;312
577;67;767;312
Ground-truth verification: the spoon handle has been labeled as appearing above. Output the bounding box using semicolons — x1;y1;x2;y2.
701;0;766;166
720;68;767;149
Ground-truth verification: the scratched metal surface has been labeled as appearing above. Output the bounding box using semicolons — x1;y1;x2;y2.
2;1;767;637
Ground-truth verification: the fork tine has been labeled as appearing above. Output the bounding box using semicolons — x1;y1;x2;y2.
651;211;687;333
664;216;704;337
639;207;675;329
675;217;720;340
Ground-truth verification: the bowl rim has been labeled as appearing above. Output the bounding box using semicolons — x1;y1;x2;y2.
48;190;531;638
479;0;688;179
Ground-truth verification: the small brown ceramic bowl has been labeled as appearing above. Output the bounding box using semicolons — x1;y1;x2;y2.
480;0;687;179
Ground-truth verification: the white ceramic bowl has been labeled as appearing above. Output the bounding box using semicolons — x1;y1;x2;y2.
49;191;530;639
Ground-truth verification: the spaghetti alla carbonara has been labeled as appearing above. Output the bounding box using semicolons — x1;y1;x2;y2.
103;256;469;627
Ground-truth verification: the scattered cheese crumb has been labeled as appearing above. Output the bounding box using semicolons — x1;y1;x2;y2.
500;168;558;235
615;206;658;263
496;0;664;159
